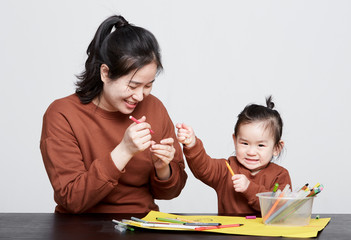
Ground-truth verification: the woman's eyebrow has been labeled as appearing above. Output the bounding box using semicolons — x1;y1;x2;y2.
129;79;155;85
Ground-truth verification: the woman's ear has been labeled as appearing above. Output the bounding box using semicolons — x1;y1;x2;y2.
100;64;110;83
273;140;285;156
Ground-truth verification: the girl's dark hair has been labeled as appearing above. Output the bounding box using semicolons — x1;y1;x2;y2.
75;15;163;103
234;96;283;148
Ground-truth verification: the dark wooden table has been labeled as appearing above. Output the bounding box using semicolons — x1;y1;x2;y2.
0;213;349;239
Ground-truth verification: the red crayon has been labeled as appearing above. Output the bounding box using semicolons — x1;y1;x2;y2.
129;116;154;134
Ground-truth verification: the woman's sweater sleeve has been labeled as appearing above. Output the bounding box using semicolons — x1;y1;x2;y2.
40;104;121;213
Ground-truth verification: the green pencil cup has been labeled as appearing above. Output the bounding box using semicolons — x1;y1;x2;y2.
257;192;314;226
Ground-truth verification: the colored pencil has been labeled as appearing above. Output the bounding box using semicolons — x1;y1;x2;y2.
129;116;154;134
156;217;186;224
225;161;235;176
184;222;221;226
195;224;243;231
263;184;290;222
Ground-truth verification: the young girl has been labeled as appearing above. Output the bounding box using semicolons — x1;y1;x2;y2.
176;96;291;215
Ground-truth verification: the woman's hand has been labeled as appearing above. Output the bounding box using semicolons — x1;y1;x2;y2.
150;138;175;180
232;174;250;192
111;116;153;171
176;123;196;148
121;116;153;155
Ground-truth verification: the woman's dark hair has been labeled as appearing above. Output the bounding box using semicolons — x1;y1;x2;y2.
75;15;163;103
234;96;283;148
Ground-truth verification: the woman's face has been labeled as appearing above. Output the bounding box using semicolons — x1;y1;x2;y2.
96;62;157;113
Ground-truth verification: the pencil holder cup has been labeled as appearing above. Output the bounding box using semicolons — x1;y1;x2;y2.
256;192;314;226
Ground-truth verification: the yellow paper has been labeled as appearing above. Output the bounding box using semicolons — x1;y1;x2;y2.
129;211;330;238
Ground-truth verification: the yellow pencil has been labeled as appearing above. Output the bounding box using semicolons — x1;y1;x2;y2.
225;161;235;176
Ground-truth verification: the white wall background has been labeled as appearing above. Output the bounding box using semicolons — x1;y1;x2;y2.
1;0;350;214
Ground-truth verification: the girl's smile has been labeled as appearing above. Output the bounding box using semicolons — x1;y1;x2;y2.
233;121;283;174
245;158;259;163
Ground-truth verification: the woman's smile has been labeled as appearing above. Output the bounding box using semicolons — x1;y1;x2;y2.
125;99;138;109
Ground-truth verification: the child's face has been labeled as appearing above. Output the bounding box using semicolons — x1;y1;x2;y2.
233;121;282;174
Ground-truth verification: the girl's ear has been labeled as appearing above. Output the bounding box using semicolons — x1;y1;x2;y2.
232;134;237;145
100;64;110;83
273;140;285;156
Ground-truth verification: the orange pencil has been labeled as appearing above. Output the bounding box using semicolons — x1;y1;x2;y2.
263;184;290;222
225;161;235;176
263;191;284;222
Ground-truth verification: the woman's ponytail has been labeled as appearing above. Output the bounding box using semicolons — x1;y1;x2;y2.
76;15;162;104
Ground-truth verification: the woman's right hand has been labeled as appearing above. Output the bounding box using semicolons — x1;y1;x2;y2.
176;123;196;148
111;116;153;170
122;116;153;155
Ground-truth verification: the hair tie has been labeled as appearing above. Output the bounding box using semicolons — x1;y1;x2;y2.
114;16;129;29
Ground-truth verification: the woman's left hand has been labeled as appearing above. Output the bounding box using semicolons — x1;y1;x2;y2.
150;138;175;180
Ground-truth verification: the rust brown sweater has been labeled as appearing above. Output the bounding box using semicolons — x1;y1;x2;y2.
40;94;187;213
183;138;291;215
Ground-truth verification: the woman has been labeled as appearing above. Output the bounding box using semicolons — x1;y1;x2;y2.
40;15;187;213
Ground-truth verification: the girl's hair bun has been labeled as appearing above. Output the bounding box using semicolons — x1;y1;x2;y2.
266;95;275;109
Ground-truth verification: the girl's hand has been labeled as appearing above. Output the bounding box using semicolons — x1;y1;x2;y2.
232;174;250;192
150;138;175;180
176;123;196;148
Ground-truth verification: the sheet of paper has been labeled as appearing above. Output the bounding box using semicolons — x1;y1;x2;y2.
130;211;330;238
